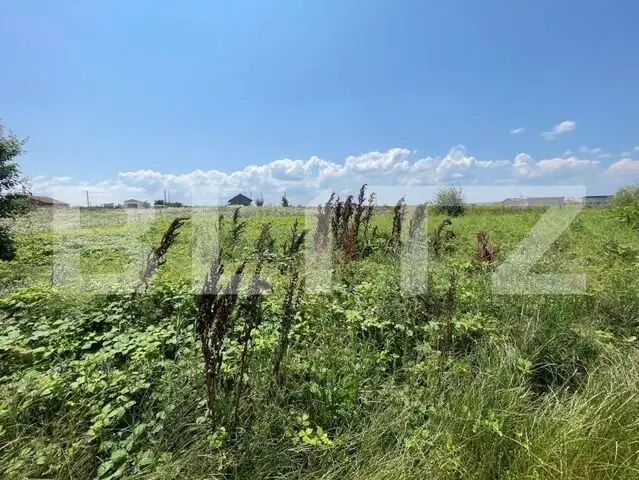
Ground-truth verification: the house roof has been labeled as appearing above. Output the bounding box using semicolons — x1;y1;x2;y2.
525;196;566;205
500;196;567;206
123;199;143;203
228;193;252;202
31;195;69;205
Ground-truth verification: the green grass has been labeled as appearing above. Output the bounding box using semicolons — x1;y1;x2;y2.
1;205;639;479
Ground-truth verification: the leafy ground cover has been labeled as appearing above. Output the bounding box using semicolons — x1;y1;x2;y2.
1;200;639;479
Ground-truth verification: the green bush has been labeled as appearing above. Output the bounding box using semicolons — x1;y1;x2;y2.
0;121;31;259
433;186;465;217
612;183;639;229
0;226;16;261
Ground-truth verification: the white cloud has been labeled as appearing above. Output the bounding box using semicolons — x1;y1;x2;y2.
633;146;639;152
513;153;598;180
598;153;612;159
28;146;627;206
605;158;639;177
579;146;603;155
541;120;576;140
509;127;525;135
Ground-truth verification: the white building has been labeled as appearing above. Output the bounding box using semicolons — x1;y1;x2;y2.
123;199;148;209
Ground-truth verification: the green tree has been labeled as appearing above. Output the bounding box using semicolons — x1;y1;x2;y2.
281;193;289;207
0;122;31;260
433;186;465;217
612;183;639;229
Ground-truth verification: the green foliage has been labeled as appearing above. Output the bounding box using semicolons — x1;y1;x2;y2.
612;183;639;229
0;121;31;260
1;203;639;478
434;186;465;217
281;193;289;207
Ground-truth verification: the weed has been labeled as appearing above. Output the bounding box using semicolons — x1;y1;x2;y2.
474;230;499;264
387;196;406;251
136;216;188;294
196;252;245;426
314;192;336;251
429;218;455;256
408;203;427;242
231;224;273;433
274;220;307;385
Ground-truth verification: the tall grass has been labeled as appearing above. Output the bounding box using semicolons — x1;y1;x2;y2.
1;197;639;479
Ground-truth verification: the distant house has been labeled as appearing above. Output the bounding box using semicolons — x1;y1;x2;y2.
30;195;69;208
228;194;252;206
123;199;148;209
500;196;568;207
500;195;613;208
584;195;612;207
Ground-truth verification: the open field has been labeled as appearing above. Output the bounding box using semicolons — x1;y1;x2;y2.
2;201;639;479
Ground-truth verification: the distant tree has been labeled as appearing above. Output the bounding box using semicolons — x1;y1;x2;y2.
433;186;465;217
612;183;639;208
256;193;264;207
612;183;639;228
0;121;31;260
155;199;183;208
281;193;289;207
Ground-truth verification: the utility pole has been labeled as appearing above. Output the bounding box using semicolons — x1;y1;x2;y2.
163;189;167;203
86;190;90;208
168;190;171;203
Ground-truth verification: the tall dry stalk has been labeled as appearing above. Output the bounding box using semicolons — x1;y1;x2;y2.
387;197;406;251
136;216;188;294
474;230;499;263
231;224;273;433
331;198;343;245
408;203;427;242
230;207;246;245
352;184;368;239
314;192;336;251
340;195;354;240
196;252;246;426
273;220;307;386
429;218;455;256
362;191;376;239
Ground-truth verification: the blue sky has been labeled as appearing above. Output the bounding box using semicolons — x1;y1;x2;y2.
1;0;638;205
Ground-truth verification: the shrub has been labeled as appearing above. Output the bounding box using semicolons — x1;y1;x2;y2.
434;186;465;217
0;122;31;260
612;183;639;229
0;226;16;261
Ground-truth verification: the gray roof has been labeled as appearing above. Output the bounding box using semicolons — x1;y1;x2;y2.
228;193;252;202
31;195;69;205
501;196;567;206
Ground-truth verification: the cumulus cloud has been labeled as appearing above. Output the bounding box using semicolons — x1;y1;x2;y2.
605;158;639;177
29;146;629;206
577;146;612;159
513;153;598;180
509;127;525;135
579;146;602;155
541;120;576;140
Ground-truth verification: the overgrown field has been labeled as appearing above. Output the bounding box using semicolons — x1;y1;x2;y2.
2;196;639;479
